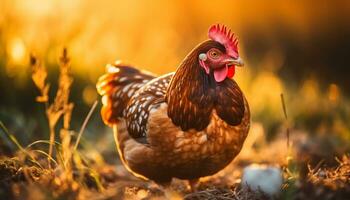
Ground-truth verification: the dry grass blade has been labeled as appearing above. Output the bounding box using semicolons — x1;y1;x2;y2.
26;140;62;149
73;100;98;152
61;100;98;169
0;121;43;169
307;155;350;189
32;149;58;166
0;121;26;152
280;93;290;149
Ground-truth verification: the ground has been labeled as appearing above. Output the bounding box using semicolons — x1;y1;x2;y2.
0;126;349;199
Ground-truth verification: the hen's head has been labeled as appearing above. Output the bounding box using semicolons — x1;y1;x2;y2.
198;24;244;82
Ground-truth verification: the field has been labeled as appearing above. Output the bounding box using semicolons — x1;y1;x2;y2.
0;1;349;199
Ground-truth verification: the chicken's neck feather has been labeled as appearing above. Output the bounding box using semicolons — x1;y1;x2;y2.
165;40;246;131
165;41;218;131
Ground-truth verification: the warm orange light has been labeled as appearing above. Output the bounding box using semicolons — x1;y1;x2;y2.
82;85;98;105
7;38;26;64
328;83;340;103
301;79;319;104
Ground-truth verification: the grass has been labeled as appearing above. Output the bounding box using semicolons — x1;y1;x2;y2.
0;49;105;199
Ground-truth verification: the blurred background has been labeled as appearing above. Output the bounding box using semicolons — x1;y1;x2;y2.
0;0;349;160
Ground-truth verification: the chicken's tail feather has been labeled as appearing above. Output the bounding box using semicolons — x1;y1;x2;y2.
96;62;155;125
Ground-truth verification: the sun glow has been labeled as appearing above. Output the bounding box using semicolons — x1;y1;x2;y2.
8;38;26;64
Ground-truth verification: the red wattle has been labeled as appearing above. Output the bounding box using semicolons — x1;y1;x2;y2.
227;65;235;78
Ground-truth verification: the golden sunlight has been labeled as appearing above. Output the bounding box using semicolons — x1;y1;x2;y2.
328;83;340;103
7;37;26;65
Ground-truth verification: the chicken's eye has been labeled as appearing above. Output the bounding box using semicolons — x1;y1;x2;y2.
208;49;221;59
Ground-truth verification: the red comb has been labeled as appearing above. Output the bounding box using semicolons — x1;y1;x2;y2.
208;24;239;58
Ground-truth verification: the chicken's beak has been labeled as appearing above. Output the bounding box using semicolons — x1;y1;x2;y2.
225;57;244;67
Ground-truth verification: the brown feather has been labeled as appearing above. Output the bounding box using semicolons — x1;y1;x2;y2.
124;73;173;140
96;64;154;125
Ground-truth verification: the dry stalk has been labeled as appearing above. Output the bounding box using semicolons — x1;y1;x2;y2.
30;48;74;169
280;93;290;149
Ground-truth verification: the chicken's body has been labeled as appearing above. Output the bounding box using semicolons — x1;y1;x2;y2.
97;25;250;184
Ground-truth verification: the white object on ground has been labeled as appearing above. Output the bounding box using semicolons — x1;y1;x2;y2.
241;164;283;196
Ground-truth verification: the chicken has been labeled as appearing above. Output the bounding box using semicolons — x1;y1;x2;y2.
96;24;250;186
